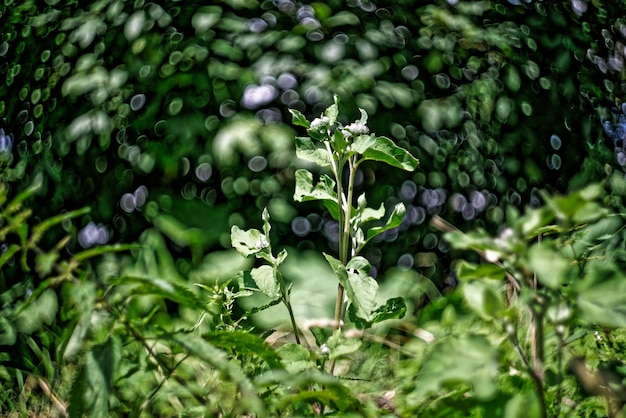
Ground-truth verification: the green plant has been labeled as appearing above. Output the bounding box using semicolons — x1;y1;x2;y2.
289;96;418;338
400;183;626;417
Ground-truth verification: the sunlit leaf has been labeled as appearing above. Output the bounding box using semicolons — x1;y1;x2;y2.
250;265;279;297
326;329;362;360
295;136;331;167
276;343;316;373
363;202;405;246
289;108;310;128
231;225;266;257
359;136;418;171
324;253;378;322
293;169;339;220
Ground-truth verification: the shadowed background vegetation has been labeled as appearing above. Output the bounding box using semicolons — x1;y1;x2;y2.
2;0;626;416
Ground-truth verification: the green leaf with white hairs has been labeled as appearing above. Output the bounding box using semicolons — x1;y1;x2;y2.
295;136;331;167
360;136;418;171
350;134;377;155
324;254;379;322
250;265;280;297
231;225;267;257
327;329;362;360
324;95;340;125
349;296;406;329
294;169;340;220
289;108;311;128
358;108;368;124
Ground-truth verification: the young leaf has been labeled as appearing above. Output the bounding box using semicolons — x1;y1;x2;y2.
250;265;280;297
349;297;406;329
324;253;379;322
360;136;418;171
363;202;406;246
293;169;340;220
295;136;331;167
326;329;362;360
231;226;267;257
276;343;316;373
324;95;340;125
349;134;377;155
289;109;311;128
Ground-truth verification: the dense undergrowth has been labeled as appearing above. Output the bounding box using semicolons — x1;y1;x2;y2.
2;0;626;417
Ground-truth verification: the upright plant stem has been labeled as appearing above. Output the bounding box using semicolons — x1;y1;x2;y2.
277;269;301;345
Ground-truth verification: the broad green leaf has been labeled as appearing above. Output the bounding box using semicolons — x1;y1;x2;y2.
455;260;506;281
289;108;310;128
207;330;283;369
324;253;379;322
349;297;406;329
326;330;362;360
462;280;504;321
349;134;377;155
363;202;405;246
231;225;267;257
443;229;503;253
276;342;316;373
250;265;279;297
346;256;371;274
412;334;498;403
360;136;418;171
331;128;348;152
293;169;340;220
577;276;626;327
295;136;331;166
541;184;608;224
525;241;571;289
370;297;406;323
354;201;385;224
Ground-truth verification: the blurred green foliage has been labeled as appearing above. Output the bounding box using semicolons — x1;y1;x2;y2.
1;0;624;284
1;0;626;415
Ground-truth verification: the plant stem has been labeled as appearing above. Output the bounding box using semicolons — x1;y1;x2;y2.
276;269;301;345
